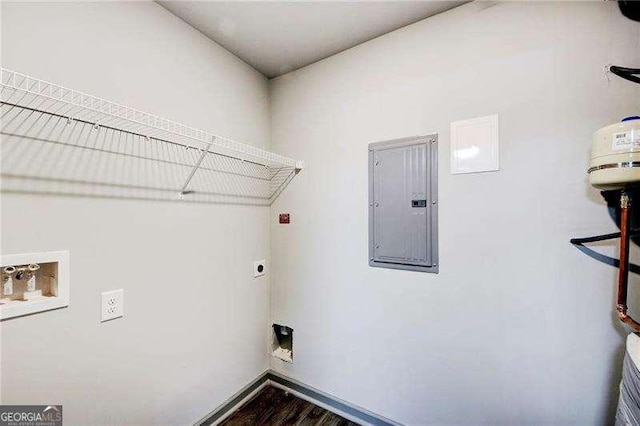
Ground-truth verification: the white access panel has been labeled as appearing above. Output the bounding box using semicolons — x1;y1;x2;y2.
450;114;499;174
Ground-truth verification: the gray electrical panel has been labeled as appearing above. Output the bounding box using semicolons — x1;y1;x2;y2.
369;134;438;273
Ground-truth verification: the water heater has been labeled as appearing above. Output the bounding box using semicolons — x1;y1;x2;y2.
578;115;640;332
589;116;640;189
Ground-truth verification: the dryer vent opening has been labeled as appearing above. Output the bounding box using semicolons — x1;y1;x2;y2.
272;324;293;363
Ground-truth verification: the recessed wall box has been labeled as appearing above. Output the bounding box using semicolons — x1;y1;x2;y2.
272;324;293;363
369;135;438;273
0;251;70;320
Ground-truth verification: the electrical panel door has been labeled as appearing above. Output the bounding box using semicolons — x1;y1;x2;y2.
369;135;438;273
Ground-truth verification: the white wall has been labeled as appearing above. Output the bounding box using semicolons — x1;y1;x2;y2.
269;2;640;425
0;2;271;425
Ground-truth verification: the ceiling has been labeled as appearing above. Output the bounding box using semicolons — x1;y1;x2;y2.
158;1;467;78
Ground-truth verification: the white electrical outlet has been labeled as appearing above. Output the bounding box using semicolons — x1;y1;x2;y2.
101;289;124;322
254;260;266;277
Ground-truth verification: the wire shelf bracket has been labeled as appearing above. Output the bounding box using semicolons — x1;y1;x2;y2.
179;141;213;199
0;68;304;205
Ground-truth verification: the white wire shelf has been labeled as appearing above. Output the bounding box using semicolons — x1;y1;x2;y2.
0;68;303;205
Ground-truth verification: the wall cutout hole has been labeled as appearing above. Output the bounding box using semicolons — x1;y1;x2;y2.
257;264;264;273
272;323;293;363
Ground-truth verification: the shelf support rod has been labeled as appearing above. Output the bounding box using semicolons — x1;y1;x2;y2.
179;140;213;199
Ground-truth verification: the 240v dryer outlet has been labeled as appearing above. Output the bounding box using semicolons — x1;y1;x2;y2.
254;260;266;277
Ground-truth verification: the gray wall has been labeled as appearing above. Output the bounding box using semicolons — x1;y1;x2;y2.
3;2;640;425
0;2;271;424
269;2;640;424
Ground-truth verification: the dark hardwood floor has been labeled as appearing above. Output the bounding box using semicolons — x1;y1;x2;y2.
219;385;360;426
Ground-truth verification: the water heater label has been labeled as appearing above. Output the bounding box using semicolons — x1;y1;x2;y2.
612;130;640;151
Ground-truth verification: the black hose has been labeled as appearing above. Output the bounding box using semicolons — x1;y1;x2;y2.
570;231;624;245
611;66;640;85
619;0;640;22
571;230;640;274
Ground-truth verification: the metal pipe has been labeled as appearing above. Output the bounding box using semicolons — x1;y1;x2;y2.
617;192;640;331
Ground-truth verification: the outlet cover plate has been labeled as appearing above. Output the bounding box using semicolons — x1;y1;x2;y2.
254;260;266;277
101;289;124;322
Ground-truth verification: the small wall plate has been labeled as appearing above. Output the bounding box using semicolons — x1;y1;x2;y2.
279;213;290;224
450;114;499;174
